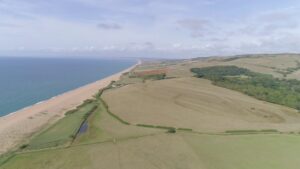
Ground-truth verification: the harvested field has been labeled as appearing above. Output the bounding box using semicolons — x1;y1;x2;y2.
102;77;300;132
220;54;300;78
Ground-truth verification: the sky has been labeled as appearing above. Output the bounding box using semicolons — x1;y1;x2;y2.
1;0;300;58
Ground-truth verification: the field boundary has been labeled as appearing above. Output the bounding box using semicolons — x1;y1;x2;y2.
70;105;99;144
100;98;131;125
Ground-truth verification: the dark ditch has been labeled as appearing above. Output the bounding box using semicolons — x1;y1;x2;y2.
78;121;88;134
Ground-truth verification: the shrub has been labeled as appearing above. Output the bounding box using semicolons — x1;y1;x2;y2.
136;124;155;128
19;144;28;150
167;128;176;133
155;125;173;130
177;128;193;131
84;99;94;104
69;134;76;139
225;130;257;134
65;109;77;115
260;129;278;133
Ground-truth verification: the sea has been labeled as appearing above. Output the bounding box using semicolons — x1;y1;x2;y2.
0;57;136;116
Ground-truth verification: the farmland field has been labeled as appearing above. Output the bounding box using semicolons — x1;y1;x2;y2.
23;101;98;150
2;54;300;169
154;54;300;79
102;77;300;132
2;133;300;169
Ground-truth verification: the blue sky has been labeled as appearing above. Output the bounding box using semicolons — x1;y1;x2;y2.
1;0;300;58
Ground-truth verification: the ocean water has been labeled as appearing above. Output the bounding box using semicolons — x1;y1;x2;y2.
0;57;135;116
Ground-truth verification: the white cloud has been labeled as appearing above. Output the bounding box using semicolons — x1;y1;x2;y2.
177;19;211;37
1;0;300;58
97;23;122;30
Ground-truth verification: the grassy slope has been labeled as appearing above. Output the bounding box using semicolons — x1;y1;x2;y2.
24;102;97;150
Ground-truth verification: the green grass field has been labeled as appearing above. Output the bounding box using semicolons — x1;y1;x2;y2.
183;133;300;169
73;98;160;145
2;133;300;169
24;101;98;150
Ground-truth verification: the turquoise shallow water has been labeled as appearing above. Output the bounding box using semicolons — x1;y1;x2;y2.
0;57;135;116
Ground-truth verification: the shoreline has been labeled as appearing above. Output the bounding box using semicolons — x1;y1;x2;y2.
1;60;140;118
0;60;140;155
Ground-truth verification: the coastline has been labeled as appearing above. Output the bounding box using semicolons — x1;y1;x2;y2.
0;60;140;155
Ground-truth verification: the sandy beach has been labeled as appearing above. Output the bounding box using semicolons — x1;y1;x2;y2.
0;61;139;155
